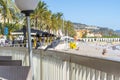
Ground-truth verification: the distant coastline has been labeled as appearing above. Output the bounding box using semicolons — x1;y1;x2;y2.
73;22;120;37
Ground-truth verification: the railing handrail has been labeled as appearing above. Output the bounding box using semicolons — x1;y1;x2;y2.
0;47;120;77
37;49;120;77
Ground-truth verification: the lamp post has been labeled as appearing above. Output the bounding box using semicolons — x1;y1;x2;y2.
62;16;68;50
15;0;39;80
62;15;65;37
62;16;67;50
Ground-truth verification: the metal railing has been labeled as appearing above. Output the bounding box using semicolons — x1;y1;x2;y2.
80;38;120;42
0;47;120;80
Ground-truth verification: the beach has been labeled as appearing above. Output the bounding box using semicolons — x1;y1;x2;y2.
55;41;120;62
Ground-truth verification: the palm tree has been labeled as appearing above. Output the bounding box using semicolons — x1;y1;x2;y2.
0;0;9;34
55;12;63;29
43;10;52;32
49;12;63;36
31;1;48;29
0;0;8;24
55;12;63;36
51;14;57;34
0;0;21;34
0;0;19;24
65;21;76;37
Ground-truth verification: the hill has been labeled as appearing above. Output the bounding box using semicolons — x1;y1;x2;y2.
73;23;120;37
116;30;120;33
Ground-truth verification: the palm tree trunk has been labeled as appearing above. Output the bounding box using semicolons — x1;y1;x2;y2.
35;18;38;29
7;18;9;23
3;16;5;26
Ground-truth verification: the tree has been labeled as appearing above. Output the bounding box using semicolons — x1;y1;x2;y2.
0;0;75;38
43;10;52;32
0;0;21;34
31;1;48;29
0;0;8;24
55;12;63;29
64;21;76;37
50;12;63;35
5;23;20;35
0;0;20;24
51;14;57;33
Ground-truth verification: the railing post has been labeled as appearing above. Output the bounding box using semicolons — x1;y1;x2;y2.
101;72;107;80
82;66;87;80
114;76;120;80
90;69;95;80
75;64;79;80
79;65;83;80
86;68;90;80
63;61;67;80
107;74;115;80
95;70;101;80
40;53;43;80
71;63;76;80
60;60;63;80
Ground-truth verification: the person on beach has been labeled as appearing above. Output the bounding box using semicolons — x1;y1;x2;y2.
102;48;107;55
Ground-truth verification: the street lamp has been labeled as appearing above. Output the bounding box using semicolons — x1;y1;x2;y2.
62;16;68;50
15;0;39;79
62;15;65;37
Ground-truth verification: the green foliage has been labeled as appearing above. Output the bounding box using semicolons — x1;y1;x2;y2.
63;21;76;37
0;0;75;38
31;1;75;37
0;0;20;23
5;23;21;35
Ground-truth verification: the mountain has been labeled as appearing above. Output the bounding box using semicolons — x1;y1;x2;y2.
116;30;120;33
73;23;120;37
73;23;99;30
115;30;120;36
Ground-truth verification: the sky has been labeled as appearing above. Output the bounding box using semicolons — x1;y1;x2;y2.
42;0;120;30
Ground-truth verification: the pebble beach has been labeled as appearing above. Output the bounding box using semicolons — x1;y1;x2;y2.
55;41;120;62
